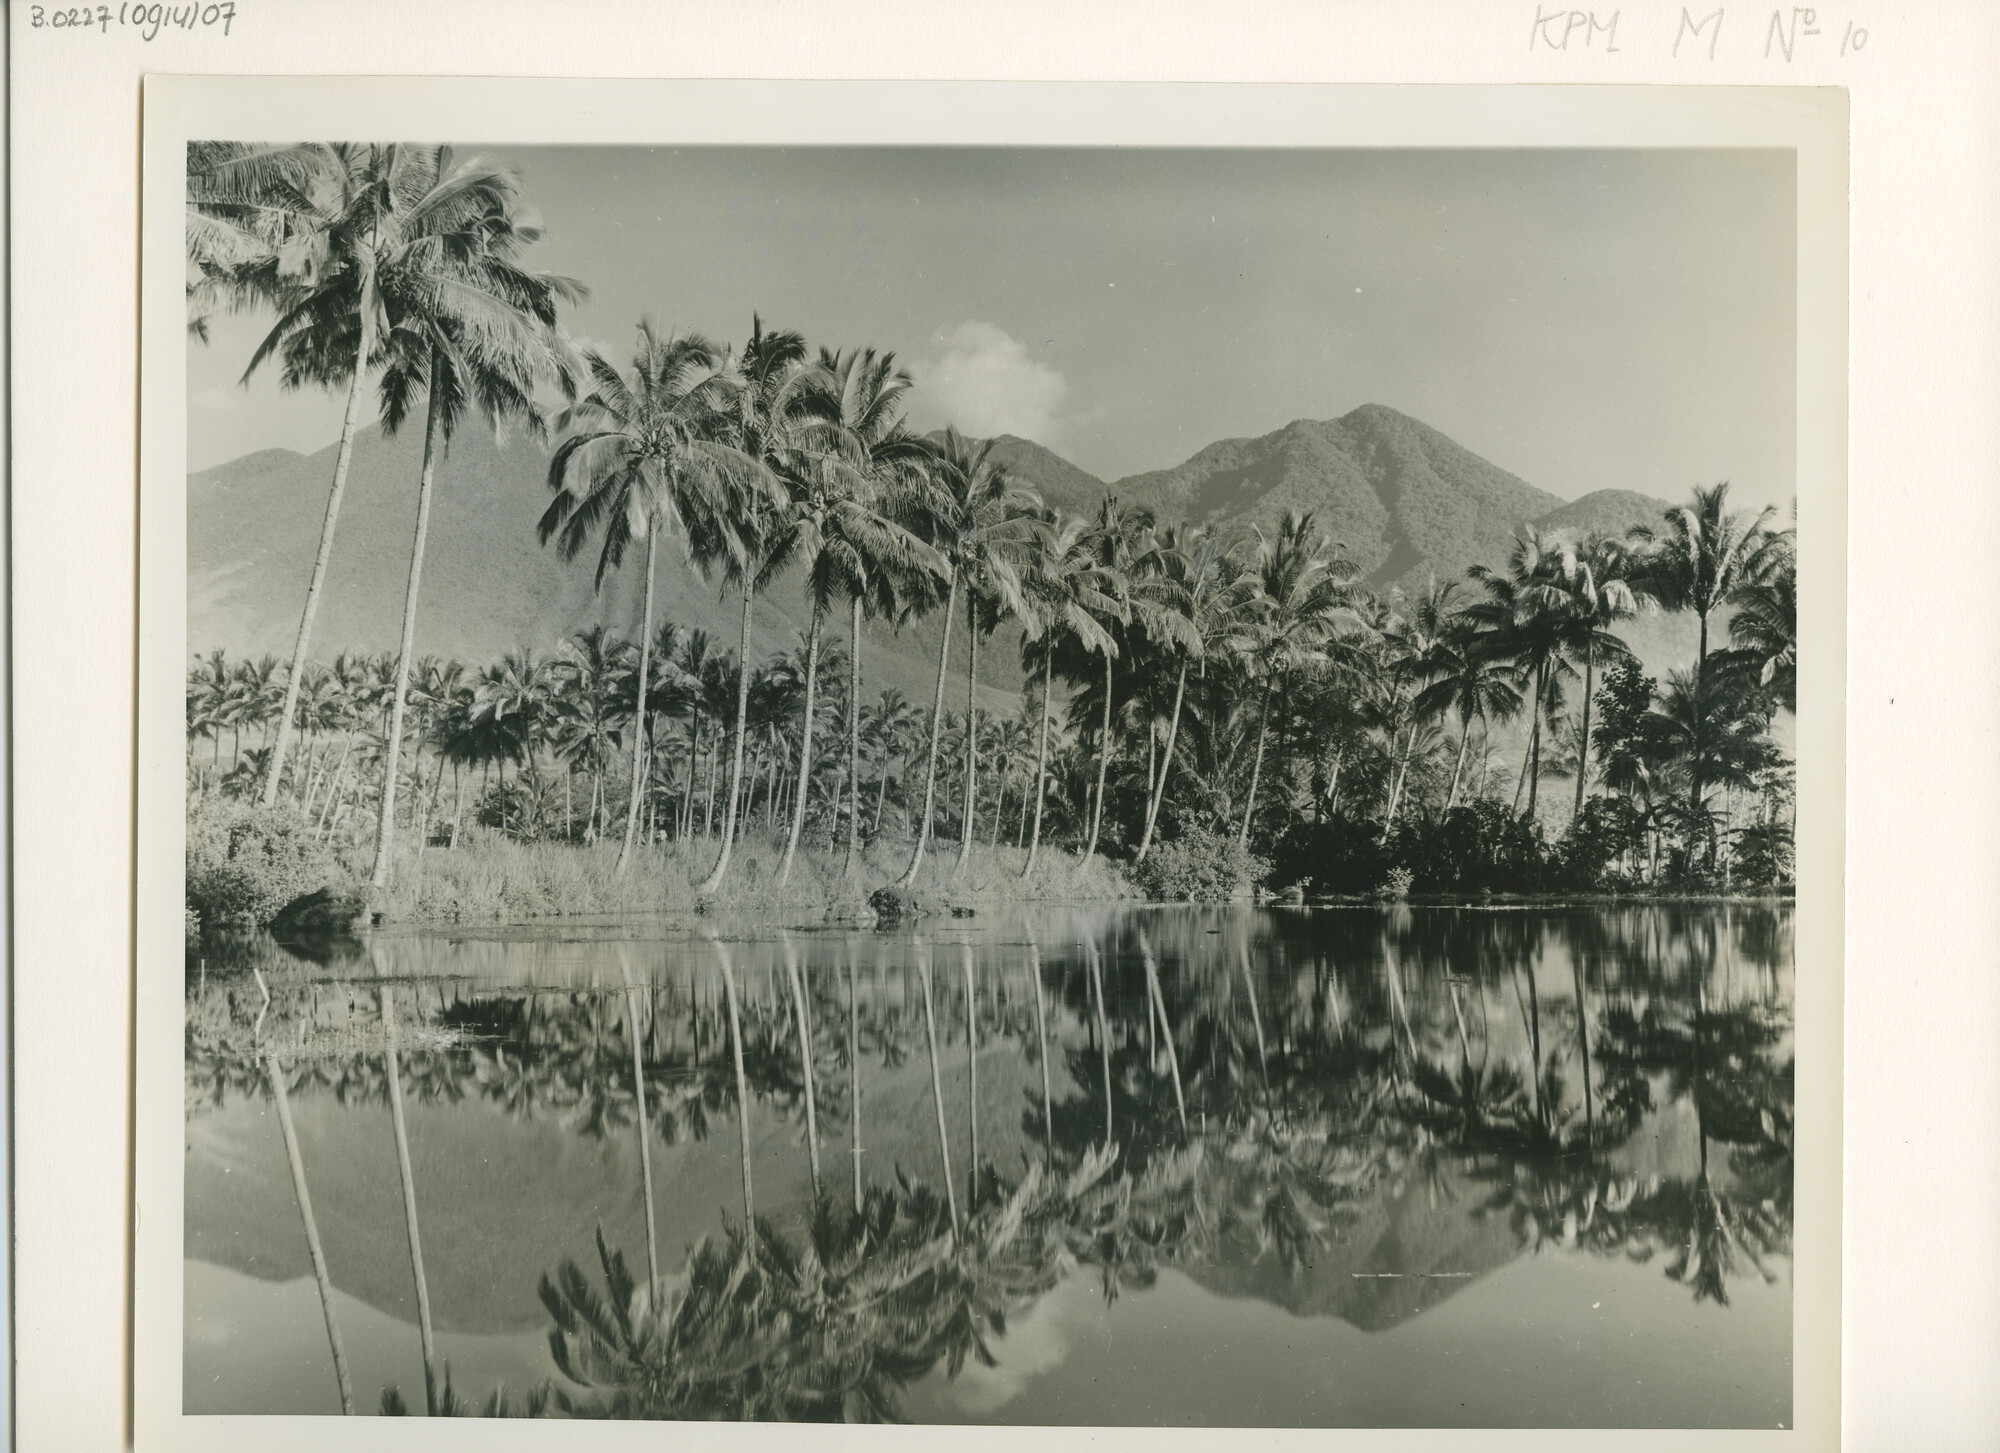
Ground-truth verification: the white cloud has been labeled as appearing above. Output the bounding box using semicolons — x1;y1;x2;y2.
914;322;1068;444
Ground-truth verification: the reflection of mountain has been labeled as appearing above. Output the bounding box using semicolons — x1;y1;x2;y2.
1182;1172;1521;1332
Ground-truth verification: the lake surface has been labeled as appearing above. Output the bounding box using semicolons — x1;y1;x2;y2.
184;903;1794;1425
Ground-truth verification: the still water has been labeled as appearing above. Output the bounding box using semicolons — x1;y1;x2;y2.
185;904;1794;1425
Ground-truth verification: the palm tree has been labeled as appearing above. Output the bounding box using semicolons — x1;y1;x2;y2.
1632;483;1775;829
698;319;813;895
1230;511;1360;849
1557;533;1645;821
1134;525;1226;862
1468;526;1577;820
1726;528;1797;715
1016;513;1122;877
368;149;583;892
894;429;1039;889
541;322;749;873
1419;638;1520;814
775;347;939;885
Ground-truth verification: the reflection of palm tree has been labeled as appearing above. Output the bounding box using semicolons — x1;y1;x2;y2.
781;934;823;1204
1137;929;1188;1136
265;1050;356;1414
712;940;756;1222
1084;936;1114;1152
617;950;662;1295
1028;929;1054;1162
380;983;440;1413
962;942;981;1209
915;944;961;1234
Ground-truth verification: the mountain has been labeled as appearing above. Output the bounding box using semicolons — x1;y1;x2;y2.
188;404;1690;691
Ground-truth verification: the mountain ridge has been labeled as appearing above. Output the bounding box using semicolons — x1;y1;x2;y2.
188;404;1690;690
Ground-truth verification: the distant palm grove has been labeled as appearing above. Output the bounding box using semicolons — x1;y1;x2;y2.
185;143;1796;926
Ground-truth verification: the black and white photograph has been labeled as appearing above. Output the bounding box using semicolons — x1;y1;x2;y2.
149;80;1842;1437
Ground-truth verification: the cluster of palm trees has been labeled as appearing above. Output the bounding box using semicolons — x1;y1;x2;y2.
190;141;1796;903
189;902;1792;1418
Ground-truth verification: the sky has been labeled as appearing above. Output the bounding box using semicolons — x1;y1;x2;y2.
188;146;1796;510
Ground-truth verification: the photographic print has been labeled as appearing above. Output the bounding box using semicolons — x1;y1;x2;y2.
148;80;1840;1438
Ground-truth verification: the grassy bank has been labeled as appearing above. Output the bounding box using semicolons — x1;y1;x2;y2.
374;828;1136;924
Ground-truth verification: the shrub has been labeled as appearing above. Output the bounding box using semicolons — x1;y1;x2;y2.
1379;866;1415;901
187;797;345;929
1130;824;1269;902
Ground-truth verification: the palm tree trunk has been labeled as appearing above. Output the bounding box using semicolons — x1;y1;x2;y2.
872;759;892;837
782;937;822;1202
617;954;662;1294
955;594;981;873
843;595;865;877
1028;931;1053;1162
714;941;755;1223
616;533;661;873
263;316;372;808
898;570;959;888
380;984;438;1414
1022;654;1055;878
266;1053;354;1414
1081;652;1115;864
962;942;980;1208
1446;719;1472;812
916;948;961;1234
369;369;446;894
1573;641;1597;822
778;612;824;885
847;946;864;1213
1380;724;1416;844
1526;663;1547;819
699;577;758;894
1135;661;1188;863
1139;932;1187;1135
1085;936;1114;1152
1238;677;1276;851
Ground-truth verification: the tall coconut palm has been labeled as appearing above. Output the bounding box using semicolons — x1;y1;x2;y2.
1230;511;1360;850
1014;513;1121;877
1631;483;1775;829
893;429;1040;889
1557;533;1645;821
1134;525;1226;862
1726;529;1797;715
1468;526;1578;821
367;150;584;892
698;318;813;896
540;323;750;873
774;348;940;885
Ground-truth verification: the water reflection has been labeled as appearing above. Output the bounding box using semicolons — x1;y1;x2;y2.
184;904;1794;1424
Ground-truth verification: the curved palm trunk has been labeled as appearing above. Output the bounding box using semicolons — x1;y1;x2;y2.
1138;931;1187;1135
1028;931;1054;1162
843;596;865;877
898;570;959;888
1021;654;1055;878
962;943;980;1207
782;936;822;1201
1446;718;1473;812
847;946;864;1213
263;318;372;808
267;1053;354;1414
916;947;961;1234
380;984;438;1414
1080;653;1115;865
1571;950;1595;1149
1572;641;1597;822
714;942;755;1222
618;953;661;1294
699;578;758;894
1238;676;1276;851
777;612;824;885
955;593;982;874
1525;662;1548;819
1134;661;1188;863
1084;936;1114;1152
369;372;446;894
1380;723;1416;845
617;533;661;874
